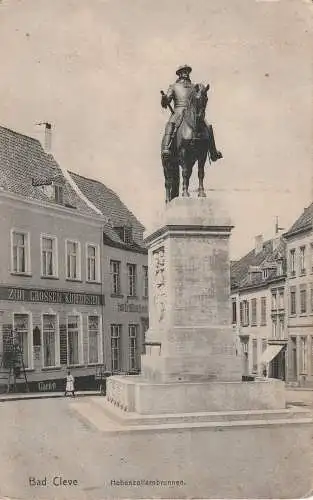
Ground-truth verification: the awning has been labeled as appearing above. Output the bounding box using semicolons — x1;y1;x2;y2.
260;344;283;364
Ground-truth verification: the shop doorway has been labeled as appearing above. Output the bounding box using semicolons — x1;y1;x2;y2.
270;347;286;380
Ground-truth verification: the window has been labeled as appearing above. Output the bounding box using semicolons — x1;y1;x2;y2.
242;300;249;326
67;315;80;365
272;293;277;310
114;226;133;244
260;297;267;325
300;246;306;274
129;324;138;371
279;316;284;339
12;231;30;273
279;290;284;309
300;287;307;314
127;263;137;297
41;235;57;277
289;249;296;276
42;314;56;367
13;313;29;368
300;336;307;373
232;300;237;324
143;266;148;298
66;240;80;280
88;316;100;364
277;260;283;276
110;260;121;295
262;339;267;353
272;319;277;339
54;184;64;205
251;298;257;326
87;244;99;282
262;268;269;280
311;337;313;374
290;287;296;315
310;283;313;313
252;339;258;373
311;243;313;273
239;301;243;325
111;325;121;372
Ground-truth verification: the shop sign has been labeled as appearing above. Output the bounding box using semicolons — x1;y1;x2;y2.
38;381;57;392
0;286;104;306
117;303;148;314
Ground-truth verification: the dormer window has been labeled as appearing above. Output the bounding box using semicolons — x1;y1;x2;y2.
114;225;133;244
262;268;269;280
277;260;283;276
40;181;64;205
54;183;64;205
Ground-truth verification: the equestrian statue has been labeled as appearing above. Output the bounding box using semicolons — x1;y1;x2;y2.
161;64;223;202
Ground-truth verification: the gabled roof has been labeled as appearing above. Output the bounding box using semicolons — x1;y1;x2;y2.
0;125;98;217
283;202;313;238
68;171;145;246
231;238;286;291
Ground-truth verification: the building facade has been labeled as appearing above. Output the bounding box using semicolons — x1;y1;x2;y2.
0;125;148;392
231;234;287;379
69;172;149;376
284;203;313;386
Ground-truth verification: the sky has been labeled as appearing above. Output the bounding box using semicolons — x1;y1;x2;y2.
0;0;312;258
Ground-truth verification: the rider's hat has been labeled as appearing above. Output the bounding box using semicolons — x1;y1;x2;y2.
176;64;192;76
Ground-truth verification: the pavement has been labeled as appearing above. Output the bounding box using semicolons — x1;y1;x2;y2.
0;391;101;402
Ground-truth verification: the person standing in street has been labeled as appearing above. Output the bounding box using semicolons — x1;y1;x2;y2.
64;370;75;397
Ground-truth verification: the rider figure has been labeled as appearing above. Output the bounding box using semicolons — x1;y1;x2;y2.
161;64;222;161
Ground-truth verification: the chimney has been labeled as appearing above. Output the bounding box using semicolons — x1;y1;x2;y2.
44;122;52;153
36;121;52;153
254;234;263;255
272;235;281;252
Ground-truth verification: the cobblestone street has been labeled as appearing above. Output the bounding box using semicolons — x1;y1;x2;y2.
0;397;193;500
0;390;312;500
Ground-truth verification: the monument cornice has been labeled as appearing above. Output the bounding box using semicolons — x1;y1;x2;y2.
144;224;234;245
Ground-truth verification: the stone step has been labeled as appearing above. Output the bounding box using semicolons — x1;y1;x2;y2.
89;396;311;427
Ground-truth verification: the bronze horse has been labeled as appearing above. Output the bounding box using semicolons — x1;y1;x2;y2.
161;83;211;202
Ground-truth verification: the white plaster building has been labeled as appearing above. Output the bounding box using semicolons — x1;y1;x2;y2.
231;234;287;379
283;203;313;386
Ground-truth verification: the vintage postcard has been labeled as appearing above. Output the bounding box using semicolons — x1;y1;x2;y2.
0;0;312;499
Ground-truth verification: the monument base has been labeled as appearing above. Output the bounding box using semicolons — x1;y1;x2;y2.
106;375;286;414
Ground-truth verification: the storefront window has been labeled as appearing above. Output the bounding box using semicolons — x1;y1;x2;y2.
88;316;99;364
111;325;121;372
43;315;56;367
129;324;138;371
300;336;307;373
67;315;80;365
13;313;29;368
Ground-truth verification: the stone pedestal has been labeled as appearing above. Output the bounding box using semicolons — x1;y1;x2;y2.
142;197;242;385
100;197;313;498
